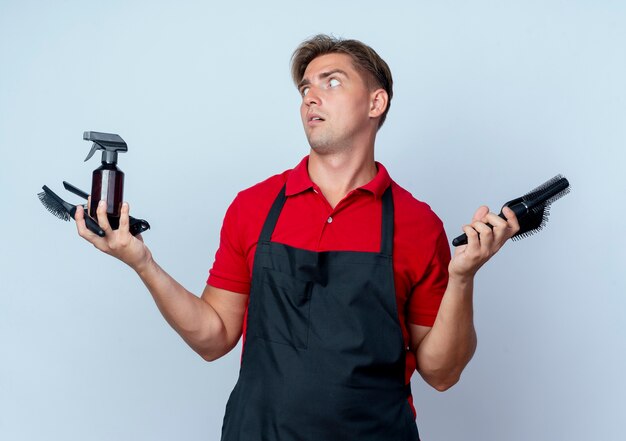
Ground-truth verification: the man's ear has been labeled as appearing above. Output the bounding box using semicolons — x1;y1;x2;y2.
369;89;389;119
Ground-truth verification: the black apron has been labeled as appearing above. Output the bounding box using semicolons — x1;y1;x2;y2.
221;185;420;441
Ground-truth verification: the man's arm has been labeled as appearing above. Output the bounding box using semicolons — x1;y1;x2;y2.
75;200;247;361
135;261;247;361
409;205;520;391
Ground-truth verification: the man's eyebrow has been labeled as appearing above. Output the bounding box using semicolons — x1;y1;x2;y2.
319;69;349;79
297;69;349;90
297;78;310;90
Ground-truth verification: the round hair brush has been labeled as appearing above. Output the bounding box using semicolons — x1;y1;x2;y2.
452;175;571;246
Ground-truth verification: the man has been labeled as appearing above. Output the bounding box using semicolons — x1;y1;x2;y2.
76;34;519;440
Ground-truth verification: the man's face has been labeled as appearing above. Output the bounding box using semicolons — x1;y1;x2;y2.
298;53;375;154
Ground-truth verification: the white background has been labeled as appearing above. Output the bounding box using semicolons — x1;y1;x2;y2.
1;1;624;440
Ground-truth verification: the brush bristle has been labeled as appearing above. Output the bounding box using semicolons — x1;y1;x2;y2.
511;214;546;241
38;191;71;221
510;174;570;241
522;174;570;214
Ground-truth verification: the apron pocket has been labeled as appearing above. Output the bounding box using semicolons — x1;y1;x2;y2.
255;267;312;349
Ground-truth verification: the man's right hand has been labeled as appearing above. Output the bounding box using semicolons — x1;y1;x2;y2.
75;199;152;273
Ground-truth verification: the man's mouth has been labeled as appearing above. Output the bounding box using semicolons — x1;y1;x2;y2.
308;114;325;123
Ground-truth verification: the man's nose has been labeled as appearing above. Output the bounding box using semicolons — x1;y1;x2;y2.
304;87;320;106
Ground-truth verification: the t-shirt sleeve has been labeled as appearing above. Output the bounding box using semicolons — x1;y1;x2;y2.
407;227;451;327
207;195;252;294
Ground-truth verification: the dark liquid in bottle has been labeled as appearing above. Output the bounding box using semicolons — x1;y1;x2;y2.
89;163;124;229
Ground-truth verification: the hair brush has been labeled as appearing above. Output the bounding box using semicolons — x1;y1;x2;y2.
452;174;571;247
38;185;105;237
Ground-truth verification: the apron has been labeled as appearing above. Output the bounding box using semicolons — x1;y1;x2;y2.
221;184;420;441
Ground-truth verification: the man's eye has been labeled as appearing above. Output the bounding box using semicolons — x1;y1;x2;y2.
329;78;341;88
301;87;310;96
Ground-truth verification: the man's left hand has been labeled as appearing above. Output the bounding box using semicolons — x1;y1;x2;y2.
449;206;520;280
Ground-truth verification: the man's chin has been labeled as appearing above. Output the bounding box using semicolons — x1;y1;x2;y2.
309;143;337;155
307;135;336;155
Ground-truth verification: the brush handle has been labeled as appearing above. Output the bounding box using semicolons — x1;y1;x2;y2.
63;181;89;199
129;217;150;236
69;206;106;237
85;215;106;237
451;203;527;247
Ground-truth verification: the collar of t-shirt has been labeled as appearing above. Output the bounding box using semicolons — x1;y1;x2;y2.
285;155;392;199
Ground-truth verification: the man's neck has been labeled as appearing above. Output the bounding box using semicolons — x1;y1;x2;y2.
308;148;377;209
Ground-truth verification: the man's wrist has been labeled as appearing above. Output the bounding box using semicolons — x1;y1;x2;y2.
133;251;156;278
447;272;475;290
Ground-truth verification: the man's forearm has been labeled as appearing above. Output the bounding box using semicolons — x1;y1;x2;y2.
75;203;237;360
135;256;230;361
415;275;477;391
413;204;520;391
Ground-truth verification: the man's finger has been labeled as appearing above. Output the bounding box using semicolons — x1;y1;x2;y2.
472;205;489;223
75;205;96;239
501;206;521;234
96;199;113;232
462;224;480;250
75;204;88;235
119;202;130;232
472;220;494;250
484;212;507;229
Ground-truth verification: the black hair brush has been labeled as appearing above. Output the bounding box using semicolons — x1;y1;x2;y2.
38;183;150;237
38;185;106;237
452;174;571;246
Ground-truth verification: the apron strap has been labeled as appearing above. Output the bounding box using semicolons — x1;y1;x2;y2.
380;185;394;256
258;184;287;243
258;183;394;256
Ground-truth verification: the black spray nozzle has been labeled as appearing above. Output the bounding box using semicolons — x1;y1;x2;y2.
83;131;127;164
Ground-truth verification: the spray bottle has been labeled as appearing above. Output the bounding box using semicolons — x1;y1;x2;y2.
83;131;127;229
